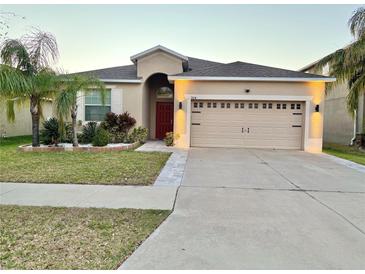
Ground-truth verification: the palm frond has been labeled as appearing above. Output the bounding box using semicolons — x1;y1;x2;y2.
349;7;365;39
347;70;365;113
0;38;31;71
0;64;30;96
24;29;59;71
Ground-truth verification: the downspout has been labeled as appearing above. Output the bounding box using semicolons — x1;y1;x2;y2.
350;109;357;146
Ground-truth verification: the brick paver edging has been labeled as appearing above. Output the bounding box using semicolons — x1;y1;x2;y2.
18;142;139;152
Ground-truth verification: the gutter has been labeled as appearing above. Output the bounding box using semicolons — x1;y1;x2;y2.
168;76;336;83
350;109;357;146
99;79;142;83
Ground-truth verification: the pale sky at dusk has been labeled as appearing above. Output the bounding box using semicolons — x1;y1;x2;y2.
0;4;362;73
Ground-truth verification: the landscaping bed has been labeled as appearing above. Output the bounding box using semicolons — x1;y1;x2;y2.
0;205;170;269
0;136;171;185
323;143;365;166
18;142;139;152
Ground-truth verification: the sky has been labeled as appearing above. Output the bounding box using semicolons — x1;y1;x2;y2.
0;4;362;73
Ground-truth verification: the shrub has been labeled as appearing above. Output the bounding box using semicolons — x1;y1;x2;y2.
79;122;97;143
127;127;148;144
164;132;179;146
101;112;136;143
41;118;61;145
61;123;73;143
92;127;109;147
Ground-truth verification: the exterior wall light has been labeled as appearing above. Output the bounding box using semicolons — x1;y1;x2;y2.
315;104;320;112
179;101;183;109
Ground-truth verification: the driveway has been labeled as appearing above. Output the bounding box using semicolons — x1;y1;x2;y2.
121;148;365;269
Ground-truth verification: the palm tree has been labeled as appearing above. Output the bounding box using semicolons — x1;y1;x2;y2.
313;7;365;114
0;30;59;146
55;74;106;147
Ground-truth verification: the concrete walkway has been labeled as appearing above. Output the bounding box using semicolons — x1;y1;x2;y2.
0;141;188;210
0;182;177;210
121;148;365;269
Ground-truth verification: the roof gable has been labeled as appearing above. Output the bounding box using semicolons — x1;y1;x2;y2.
130;45;188;64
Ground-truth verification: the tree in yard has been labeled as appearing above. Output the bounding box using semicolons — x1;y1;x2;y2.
313;7;365;114
0;29;59;146
55;74;106;146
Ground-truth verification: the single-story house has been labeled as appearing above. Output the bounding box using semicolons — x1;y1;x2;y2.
76;45;334;152
301;60;365;147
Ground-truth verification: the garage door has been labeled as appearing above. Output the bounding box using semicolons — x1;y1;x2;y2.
191;100;304;149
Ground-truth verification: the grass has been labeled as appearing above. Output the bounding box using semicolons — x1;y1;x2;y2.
323;143;365;166
0;205;170;269
0;136;171;185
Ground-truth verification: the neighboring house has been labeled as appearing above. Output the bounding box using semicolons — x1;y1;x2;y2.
74;45;334;152
0;101;53;137
301;61;365;147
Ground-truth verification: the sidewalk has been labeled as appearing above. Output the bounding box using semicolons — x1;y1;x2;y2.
0;182;177;210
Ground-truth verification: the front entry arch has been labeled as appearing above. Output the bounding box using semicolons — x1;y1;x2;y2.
144;73;174;140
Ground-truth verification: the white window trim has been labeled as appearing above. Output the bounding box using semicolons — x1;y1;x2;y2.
185;94;312;151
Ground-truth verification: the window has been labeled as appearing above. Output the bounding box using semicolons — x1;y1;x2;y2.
268;103;272;109
291;104;295;109
226;103;231;108
296;104;301;110
85;90;111;121
254;103;258;109
207;102;212;108
199;102;204;108
156;86;173;99
213;102;217;108
221;103;225;108
235;103;239;109
277;104;281;109
282;104;287;109
240;103;245;108
249;103;253;109
193;102;198;108
263;103;267;109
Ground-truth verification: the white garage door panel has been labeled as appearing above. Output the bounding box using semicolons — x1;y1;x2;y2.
191;100;304;149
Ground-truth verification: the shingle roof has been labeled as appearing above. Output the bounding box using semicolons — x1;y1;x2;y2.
73;64;138;80
72;52;329;81
174;61;329;79
72;57;222;80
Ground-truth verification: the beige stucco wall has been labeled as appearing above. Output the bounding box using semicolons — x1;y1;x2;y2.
323;83;354;145
173;80;325;152
137;51;183;79
76;83;144;127
0;101;53;137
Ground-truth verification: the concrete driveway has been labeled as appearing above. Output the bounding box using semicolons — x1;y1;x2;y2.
121;148;365;269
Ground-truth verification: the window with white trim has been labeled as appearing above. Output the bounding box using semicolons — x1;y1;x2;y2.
85;90;111;121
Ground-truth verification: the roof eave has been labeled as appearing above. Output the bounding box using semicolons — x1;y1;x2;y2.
100;79;142;83
168;76;336;82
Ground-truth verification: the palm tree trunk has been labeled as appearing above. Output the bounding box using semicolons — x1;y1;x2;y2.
30;96;40;147
71;105;78;147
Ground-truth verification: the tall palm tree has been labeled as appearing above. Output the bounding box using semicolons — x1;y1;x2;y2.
313;7;365;114
0;30;59;146
55;74;106;147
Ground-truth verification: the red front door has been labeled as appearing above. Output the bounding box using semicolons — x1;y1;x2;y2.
156;102;173;139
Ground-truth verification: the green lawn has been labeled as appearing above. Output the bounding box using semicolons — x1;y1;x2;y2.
0;136;171;185
323;143;365;166
0;205;170;269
